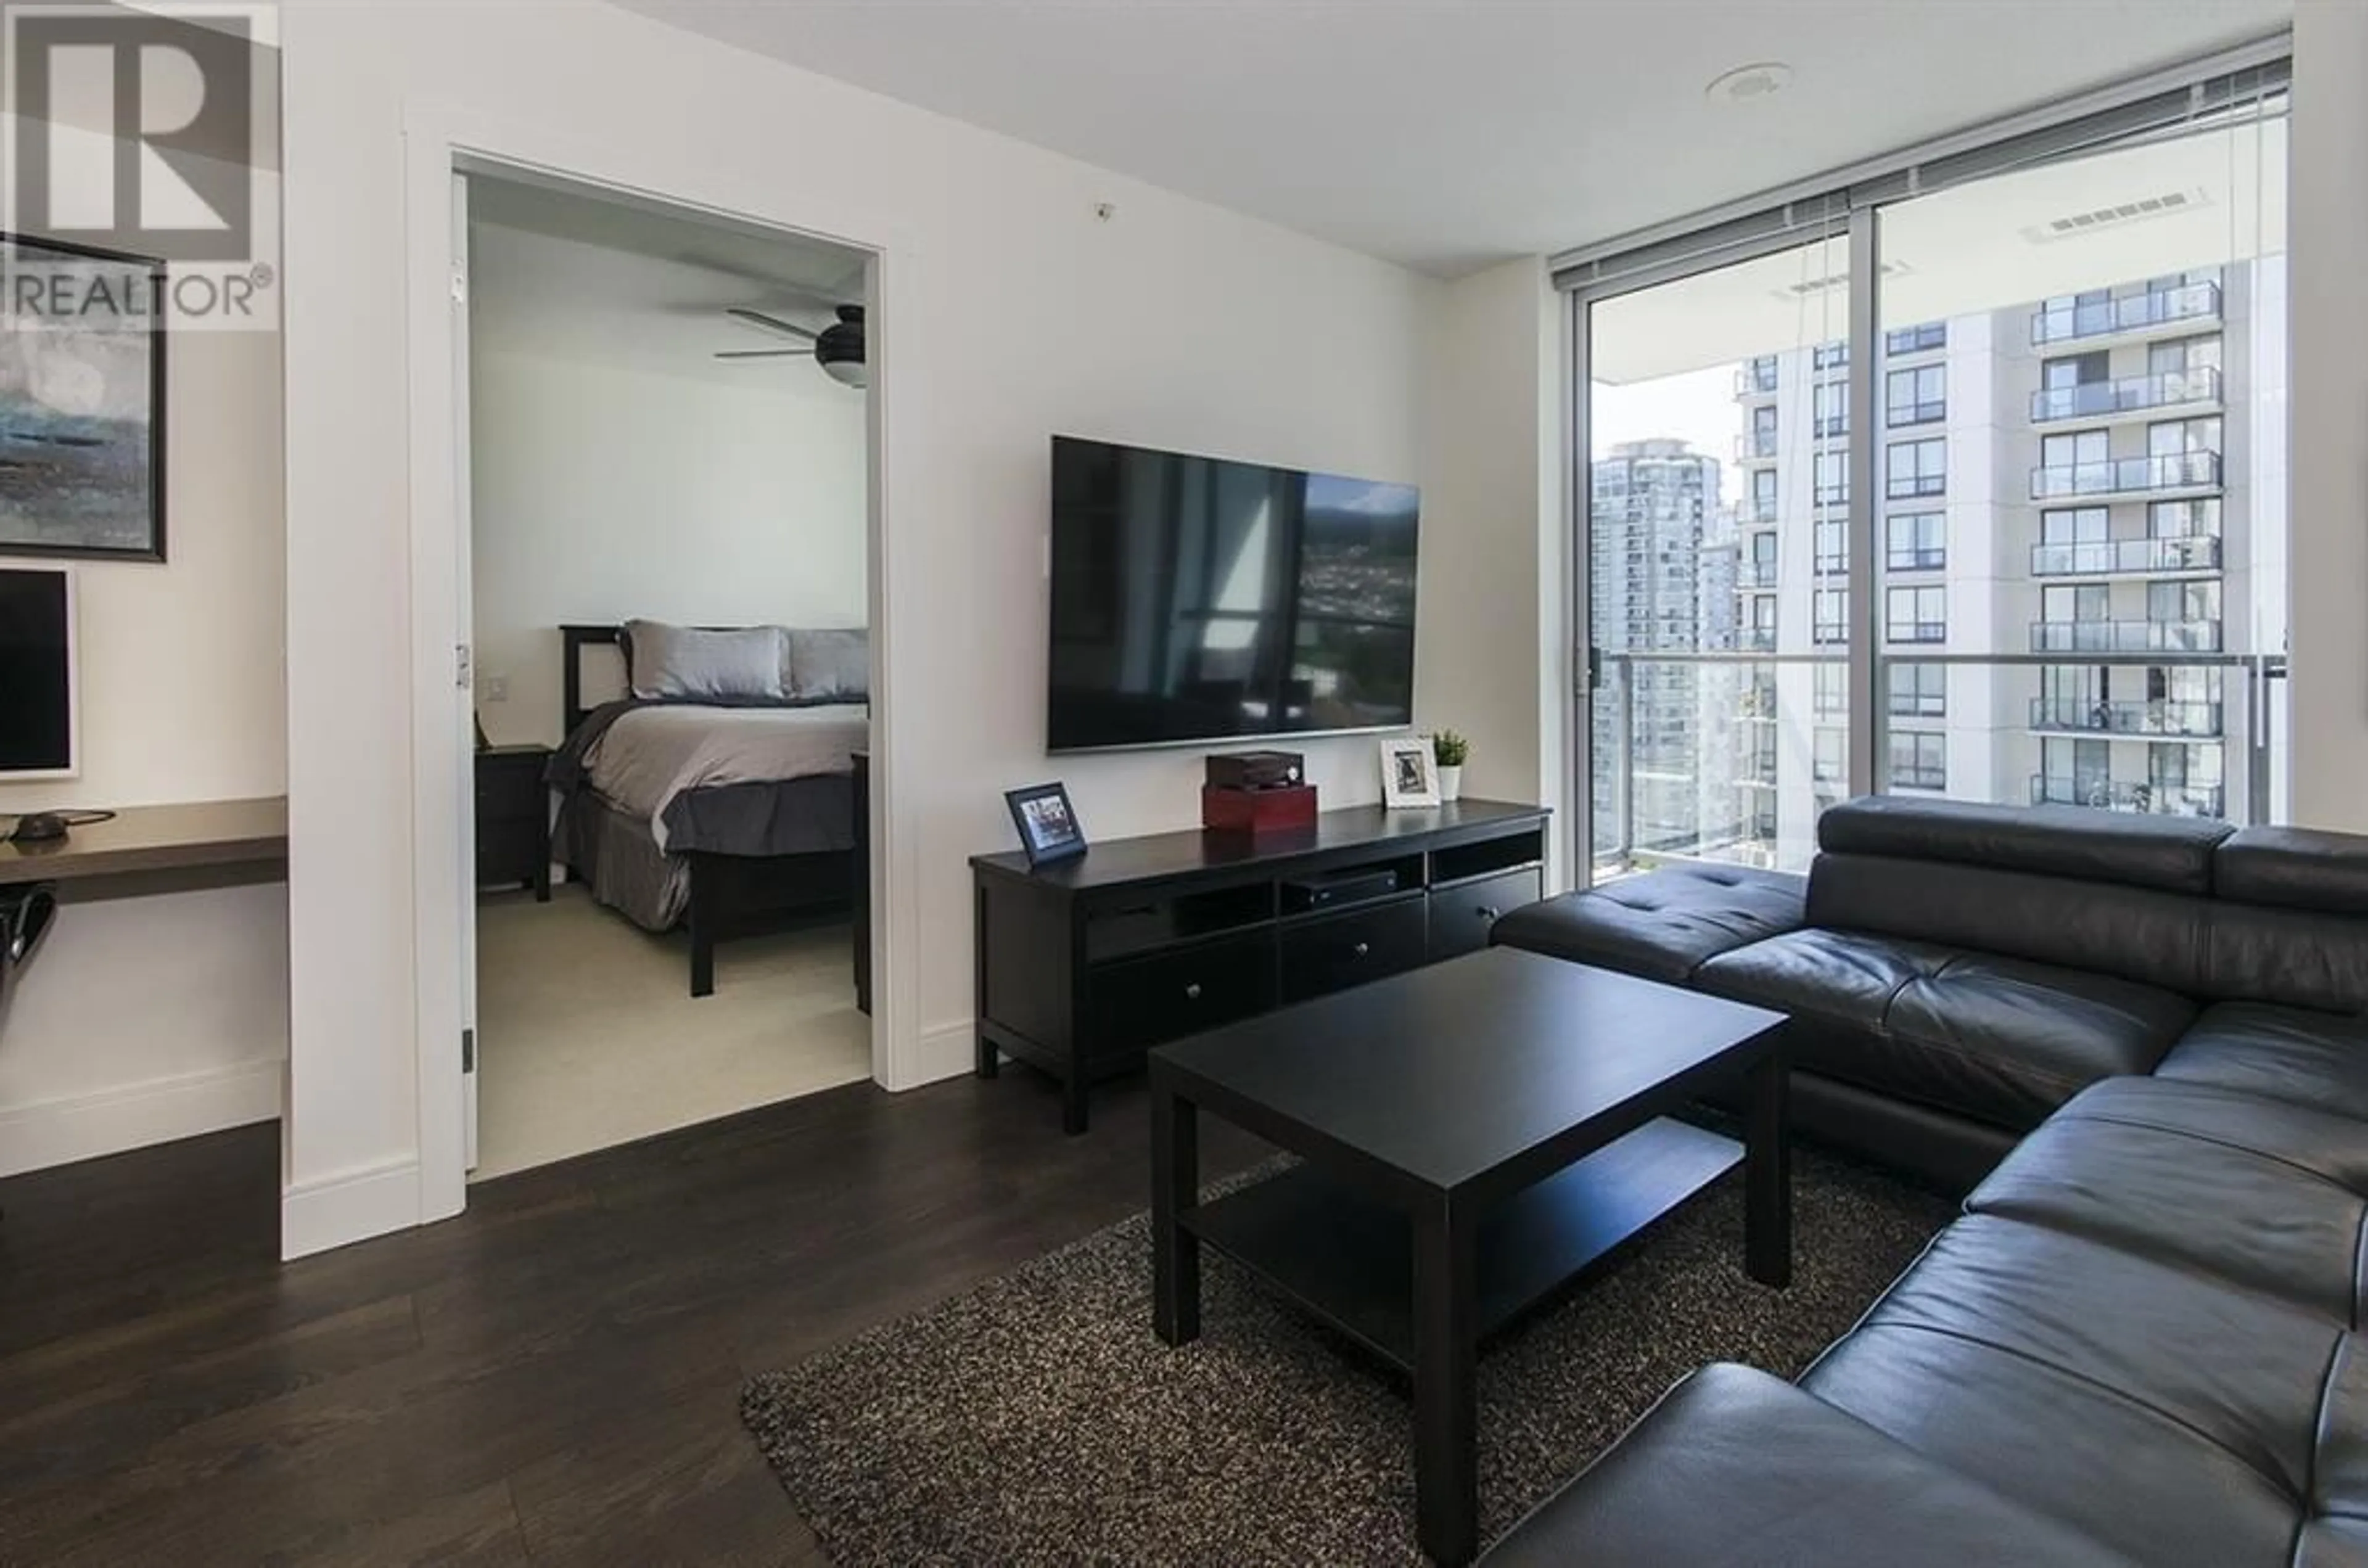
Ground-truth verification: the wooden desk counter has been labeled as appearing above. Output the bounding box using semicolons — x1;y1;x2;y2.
0;797;289;885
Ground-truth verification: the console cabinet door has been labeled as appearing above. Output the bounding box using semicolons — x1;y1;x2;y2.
1428;868;1543;961
1085;930;1277;1062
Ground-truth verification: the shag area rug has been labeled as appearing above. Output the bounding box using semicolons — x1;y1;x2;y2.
742;1146;1952;1566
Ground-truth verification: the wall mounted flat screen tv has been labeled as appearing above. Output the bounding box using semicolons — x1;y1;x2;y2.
0;567;75;777
1048;436;1418;753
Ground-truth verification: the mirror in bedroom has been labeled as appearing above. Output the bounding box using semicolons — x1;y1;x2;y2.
457;168;878;1181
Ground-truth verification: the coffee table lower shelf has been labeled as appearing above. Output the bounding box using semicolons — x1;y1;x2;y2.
1178;1116;1741;1374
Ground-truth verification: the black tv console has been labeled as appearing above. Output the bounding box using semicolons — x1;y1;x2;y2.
969;797;1551;1133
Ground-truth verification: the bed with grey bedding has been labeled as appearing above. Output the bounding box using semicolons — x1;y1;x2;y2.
548;622;868;997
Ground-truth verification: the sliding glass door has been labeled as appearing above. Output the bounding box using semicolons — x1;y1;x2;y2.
1577;53;2287;884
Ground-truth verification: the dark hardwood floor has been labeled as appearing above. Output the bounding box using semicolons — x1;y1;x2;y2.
0;1068;1272;1565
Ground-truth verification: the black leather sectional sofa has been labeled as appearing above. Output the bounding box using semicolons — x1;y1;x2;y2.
1481;797;2368;1566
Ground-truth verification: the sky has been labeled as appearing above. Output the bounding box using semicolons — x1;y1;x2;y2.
1588;364;1740;501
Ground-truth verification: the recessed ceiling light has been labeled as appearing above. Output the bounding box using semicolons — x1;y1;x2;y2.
1707;62;1794;104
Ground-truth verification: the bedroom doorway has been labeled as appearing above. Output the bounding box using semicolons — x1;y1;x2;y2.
454;168;880;1181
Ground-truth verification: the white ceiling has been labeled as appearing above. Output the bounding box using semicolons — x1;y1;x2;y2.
468;174;868;384
609;0;2290;277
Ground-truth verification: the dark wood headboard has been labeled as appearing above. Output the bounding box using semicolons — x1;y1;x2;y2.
559;623;627;739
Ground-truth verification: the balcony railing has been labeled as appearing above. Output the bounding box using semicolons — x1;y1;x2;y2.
1738;496;1780;525
2030;281;2222;345
2029;451;2221;500
2031;775;2226;818
1734;430;1778;462
2028;697;2224;737
1589;649;2282;885
2029;534;2224;577
2030;618;2223;654
1737;560;1779;589
1737;628;1777;652
2030;366;2222;423
1735;362;1779;396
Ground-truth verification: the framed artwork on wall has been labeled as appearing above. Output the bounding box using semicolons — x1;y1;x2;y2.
0;233;168;561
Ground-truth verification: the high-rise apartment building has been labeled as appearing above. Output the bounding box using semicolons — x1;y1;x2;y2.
1587;439;1735;860
1597;260;2287;874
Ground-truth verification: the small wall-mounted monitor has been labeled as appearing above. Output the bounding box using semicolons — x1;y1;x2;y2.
0;567;76;778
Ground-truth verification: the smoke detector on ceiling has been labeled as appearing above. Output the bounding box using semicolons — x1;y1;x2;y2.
1707;62;1793;104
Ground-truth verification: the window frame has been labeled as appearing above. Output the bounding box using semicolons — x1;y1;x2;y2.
1885;437;1947;498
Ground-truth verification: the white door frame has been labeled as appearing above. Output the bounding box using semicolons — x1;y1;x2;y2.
400;104;918;1224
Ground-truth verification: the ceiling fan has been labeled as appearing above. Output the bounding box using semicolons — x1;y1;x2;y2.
715;304;867;388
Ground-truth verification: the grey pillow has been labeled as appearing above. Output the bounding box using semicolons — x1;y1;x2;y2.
784;628;868;703
623;620;787;702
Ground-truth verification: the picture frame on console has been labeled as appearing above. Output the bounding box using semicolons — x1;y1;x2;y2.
1006;781;1087;865
1379;736;1440;808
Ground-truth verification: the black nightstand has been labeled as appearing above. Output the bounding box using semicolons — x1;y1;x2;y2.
475;744;551;901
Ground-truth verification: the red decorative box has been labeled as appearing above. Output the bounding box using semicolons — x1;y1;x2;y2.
1202;782;1318;835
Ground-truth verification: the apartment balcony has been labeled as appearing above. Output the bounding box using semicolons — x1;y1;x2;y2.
1735;363;1779;398
1738;497;1780;525
2030;618;2222;654
2029;366;2222;424
1737;628;1777;652
2030;775;2226;818
2028;697;2224;738
2029;451;2221;501
1733;431;1778;463
1737;560;1779;589
2029;533;2224;577
2029;281;2222;347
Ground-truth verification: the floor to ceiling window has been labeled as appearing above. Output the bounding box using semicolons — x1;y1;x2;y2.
1574;48;2287;882
1585;228;1850;875
1870;70;2285;829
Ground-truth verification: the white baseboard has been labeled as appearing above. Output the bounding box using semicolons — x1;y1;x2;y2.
281;1154;422;1260
906;1018;975;1087
0;1056;283;1179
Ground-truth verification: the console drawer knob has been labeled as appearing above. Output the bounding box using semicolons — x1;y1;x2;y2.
1353;941;1371;958
1476;905;1500;921
1184;982;1202;1000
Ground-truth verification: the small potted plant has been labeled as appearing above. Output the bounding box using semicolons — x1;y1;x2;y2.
1432;730;1470;803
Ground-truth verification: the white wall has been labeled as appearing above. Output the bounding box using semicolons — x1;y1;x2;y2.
2288;1;2368;833
279;0;1442;1252
469;233;870;747
0;322;288;1177
1416;256;1568;879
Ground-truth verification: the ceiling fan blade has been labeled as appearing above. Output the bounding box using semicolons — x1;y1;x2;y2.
725;306;820;342
714;348;814;359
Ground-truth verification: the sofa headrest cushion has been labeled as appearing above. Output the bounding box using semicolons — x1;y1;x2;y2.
2216;826;2368;915
1817;795;2232;895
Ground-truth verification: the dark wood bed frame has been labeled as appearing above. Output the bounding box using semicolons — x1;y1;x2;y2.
558;623;855;998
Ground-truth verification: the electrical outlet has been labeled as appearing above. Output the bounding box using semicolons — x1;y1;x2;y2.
484;673;509;703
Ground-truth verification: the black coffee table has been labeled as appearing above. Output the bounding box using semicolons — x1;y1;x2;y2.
1148;946;1790;1567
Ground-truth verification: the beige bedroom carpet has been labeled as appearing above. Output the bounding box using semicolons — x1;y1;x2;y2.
472;884;870;1179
